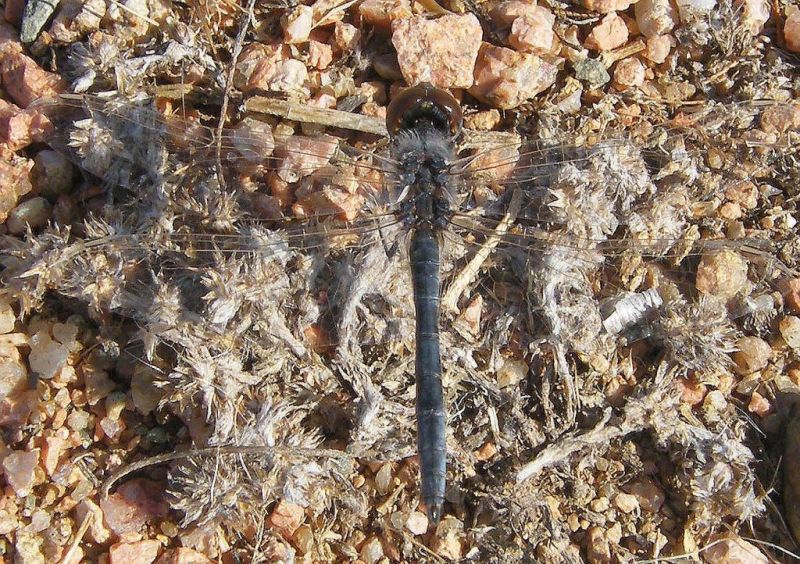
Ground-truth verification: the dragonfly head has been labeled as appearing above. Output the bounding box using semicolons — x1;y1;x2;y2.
386;82;463;140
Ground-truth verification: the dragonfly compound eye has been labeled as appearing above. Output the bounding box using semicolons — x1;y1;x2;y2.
386;83;463;139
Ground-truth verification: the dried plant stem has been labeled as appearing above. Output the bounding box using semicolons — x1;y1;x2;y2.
60;508;93;564
516;372;677;483
442;188;523;314
101;445;351;498
216;0;258;191
246;97;388;135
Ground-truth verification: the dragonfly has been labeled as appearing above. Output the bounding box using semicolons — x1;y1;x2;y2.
4;83;796;527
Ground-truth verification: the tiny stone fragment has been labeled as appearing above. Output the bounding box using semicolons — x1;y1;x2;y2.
586;526;611;564
282;5;313;44
747;390;771;417
613;492;639;513
28;330;70;380
635;0;677;38
508;7;557;56
109;539;161;564
100;479;169;535
406;510;428;535
783;278;800;313
613;57;645;88
695;249;748;299
155;548;212;564
20;0;60;44
470;43;558;109
584;13;628;51
359;0;412;29
0;356;26;400
574;58;611;87
624;478;664;512
392;14;482;89
786;9;800;53
733;336;771;374
645;34;674;63
779;316;800;349
268;500;305;538
6;197;52;234
703;533;769;563
584;0;637;13
75;499;112;543
2;448;39;496
759;103;800;134
497;358;527;388
359;535;383;564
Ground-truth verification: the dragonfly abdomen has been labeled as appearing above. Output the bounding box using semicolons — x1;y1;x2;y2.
410;227;446;525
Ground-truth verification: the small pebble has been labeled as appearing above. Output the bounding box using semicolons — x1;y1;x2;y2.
108;539;161;564
759;103;800;134
724;180;758;209
6;196;52;234
282;5;313;44
613;57;645;88
783;278;800;313
613;492;639;513
584;12;628;51
625;478;665;512
645;34;674;63
470;44;558;109
375;462;393;495
406;511;429;535
0;356;27;400
508;7;557;56
28;330;70;380
704;533;769;563
589;497;610;512
359;535;384;564
268;499;305;538
0;298;15;334
733;336;772;375
695;249;748;299
497;358;527;388
2;448;39;496
635;0;677;38
748;390;771;417
586;526;611;564
392;13;482;89
293;524;314;555
100;478;169;535
779;316;800;349
583;0;636;13
786;8;800;53
31;150;73;198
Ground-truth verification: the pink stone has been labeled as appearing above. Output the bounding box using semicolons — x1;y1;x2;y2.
235;43;308;94
179;523;225;559
635;0;677;38
733;336;772;375
155;548;213;564
583;0;637;12
283;5;313;44
786;9;800;53
0;99;53;152
748;390;771;417
0;156;33;223
469;43;557;109
0;50;65;107
109;540;161;564
42;435;66;475
491;0;539;27
645;34;675;64
333;21;359;51
624;477;665;512
1;448;39;496
759;103;800;134
783;278;800;313
585;12;629;51
695;249;748;299
704;533;769;563
268;500;305;538
359;0;412;29
508;6;557;56
392;14;482;89
0;357;26;401
100;478;169;535
0;389;37;427
613;57;645;88
277;134;338;183
308;40;333;70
